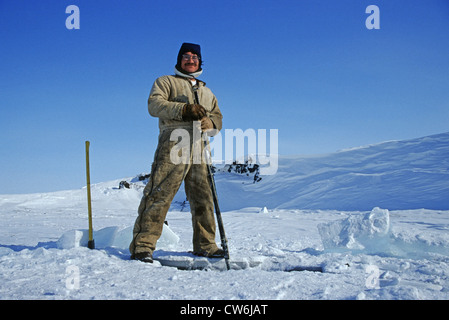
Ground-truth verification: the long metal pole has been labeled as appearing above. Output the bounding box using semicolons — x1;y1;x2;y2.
203;142;231;270
193;87;230;270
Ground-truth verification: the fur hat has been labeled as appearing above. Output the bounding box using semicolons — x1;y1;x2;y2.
176;42;202;73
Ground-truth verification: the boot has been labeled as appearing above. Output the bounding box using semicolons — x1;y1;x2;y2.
131;252;153;263
193;247;225;258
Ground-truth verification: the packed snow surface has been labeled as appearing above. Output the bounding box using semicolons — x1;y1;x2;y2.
1;132;448;300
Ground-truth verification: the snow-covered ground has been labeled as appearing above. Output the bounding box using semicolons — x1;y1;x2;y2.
1;132;448;300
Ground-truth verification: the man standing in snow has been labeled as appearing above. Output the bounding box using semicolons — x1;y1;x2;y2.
129;43;224;263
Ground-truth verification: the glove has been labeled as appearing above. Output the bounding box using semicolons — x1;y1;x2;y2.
182;104;206;121
200;117;214;131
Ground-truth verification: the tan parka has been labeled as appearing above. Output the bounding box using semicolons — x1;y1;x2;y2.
148;75;223;133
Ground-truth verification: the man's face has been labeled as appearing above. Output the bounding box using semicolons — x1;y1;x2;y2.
181;51;200;73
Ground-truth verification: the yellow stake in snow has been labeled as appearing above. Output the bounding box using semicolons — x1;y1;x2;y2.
85;141;95;249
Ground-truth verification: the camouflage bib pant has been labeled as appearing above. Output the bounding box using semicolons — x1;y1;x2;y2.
129;128;218;256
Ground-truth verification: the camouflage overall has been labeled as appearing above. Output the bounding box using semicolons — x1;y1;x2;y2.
130;128;221;257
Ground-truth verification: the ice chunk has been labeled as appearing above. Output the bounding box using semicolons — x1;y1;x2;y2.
112;224;180;250
112;226;133;250
56;224;179;252
157;223;180;250
95;226;120;247
317;207;390;253
56;229;89;249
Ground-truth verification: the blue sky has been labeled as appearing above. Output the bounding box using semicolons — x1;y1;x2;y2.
1;0;448;194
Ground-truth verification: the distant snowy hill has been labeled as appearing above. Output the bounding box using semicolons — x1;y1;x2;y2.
205;132;449;211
